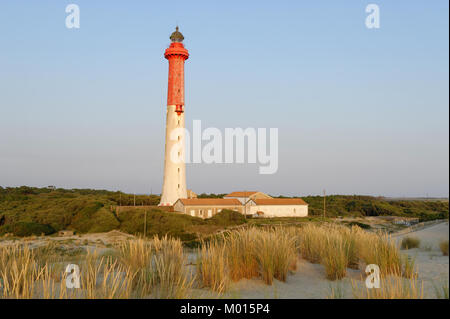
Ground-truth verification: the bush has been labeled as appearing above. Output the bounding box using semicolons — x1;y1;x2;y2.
346;221;371;229
3;222;55;236
118;208;204;241
207;210;246;226
439;240;449;256
87;208;120;233
401;237;420;250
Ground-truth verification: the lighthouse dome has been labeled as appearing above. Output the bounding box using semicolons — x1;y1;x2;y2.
170;26;184;42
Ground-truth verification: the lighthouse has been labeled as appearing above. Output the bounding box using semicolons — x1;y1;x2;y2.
159;27;189;206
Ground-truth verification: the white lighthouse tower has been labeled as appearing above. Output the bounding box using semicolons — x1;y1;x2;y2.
159;27;189;206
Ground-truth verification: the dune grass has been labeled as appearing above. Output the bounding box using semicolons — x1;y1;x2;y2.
433;281;449;299
196;238;230;293
0;223;424;299
196;227;298;289
297;224;412;280
400;237;421;250
439;240;449;256
352;271;424;299
0;236;193;299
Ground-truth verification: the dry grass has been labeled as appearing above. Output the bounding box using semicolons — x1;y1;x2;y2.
355;230;406;276
352;272;424;299
196;238;230;293
254;228;297;285
439;240;449;256
196;227;298;290
0;236;193;299
297;223;413;279
321;233;351;280
226;229;259;281
152;236;194;298
400;237;420;250
433;281;449;299
0;244;39;298
298;224;324;263
0;223;424;299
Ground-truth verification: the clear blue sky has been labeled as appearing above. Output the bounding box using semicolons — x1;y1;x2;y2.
0;0;448;197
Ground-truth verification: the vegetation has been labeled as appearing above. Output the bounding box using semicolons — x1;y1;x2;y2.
0;222;55;237
197;193;227;199
0;237;193;298
352;274;424;299
0;224;426;299
0;187;447;239
439;240;449;256
434;282;449;299
400;237;421;250
301;195;448;221
0;187;247;239
197;228;297;289
207;209;246;226
197;224;415;292
297;224;415;280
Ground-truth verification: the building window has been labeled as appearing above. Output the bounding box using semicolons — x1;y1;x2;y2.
178;184;180;189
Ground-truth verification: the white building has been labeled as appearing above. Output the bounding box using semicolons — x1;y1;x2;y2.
173;198;243;219
246;198;308;218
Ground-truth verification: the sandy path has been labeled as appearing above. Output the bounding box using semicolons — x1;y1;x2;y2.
395;221;449;297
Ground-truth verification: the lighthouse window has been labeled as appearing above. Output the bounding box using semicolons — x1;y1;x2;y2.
178;168;180;173
178;136;180;141
178;184;180;189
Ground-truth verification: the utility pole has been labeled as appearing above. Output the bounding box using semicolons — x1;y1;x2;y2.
134;194;136;206
323;189;326;219
119;193;122;206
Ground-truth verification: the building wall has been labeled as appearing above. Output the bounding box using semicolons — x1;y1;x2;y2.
174;204;243;219
248;205;308;217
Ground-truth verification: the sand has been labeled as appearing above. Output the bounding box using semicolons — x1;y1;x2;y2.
218;221;449;299
394;221;449;297
1;222;448;298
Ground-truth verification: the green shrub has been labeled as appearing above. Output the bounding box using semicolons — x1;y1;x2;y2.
401;237;420;250
3;222;55;236
70;202;105;233
118;208;204;240
346;221;371;229
207;210;246;226
87;208;120;233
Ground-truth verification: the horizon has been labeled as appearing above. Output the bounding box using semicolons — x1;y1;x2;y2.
0;1;448;197
1;184;449;200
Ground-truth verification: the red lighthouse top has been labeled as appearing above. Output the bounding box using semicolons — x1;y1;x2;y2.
165;27;189;115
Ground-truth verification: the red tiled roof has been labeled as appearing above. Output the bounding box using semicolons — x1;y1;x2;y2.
177;198;242;206
252;198;308;205
224;191;258;197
